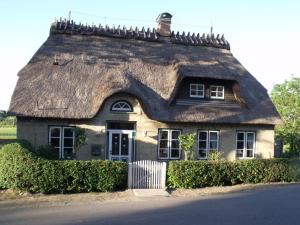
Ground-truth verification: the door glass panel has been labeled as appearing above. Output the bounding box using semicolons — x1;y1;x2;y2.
112;133;120;155
121;134;129;155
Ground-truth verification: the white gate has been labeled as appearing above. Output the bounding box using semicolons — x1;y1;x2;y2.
128;160;167;189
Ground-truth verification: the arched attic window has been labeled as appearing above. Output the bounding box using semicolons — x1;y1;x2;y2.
111;100;133;112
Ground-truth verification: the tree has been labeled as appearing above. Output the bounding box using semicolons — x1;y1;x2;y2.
178;133;196;160
271;77;300;153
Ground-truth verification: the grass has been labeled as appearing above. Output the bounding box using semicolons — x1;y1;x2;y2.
0;127;16;139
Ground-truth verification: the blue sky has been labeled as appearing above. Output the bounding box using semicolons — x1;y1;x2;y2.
0;0;299;110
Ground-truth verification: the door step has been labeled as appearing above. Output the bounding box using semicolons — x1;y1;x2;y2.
132;189;170;197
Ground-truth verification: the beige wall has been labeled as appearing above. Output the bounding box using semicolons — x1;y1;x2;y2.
17;93;275;161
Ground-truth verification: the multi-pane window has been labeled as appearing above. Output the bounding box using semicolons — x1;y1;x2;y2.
236;131;255;158
49;126;75;159
210;85;224;99
111;101;132;112
158;129;181;159
198;130;219;159
190;83;205;98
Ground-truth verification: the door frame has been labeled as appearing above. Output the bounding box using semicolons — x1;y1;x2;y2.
108;129;134;162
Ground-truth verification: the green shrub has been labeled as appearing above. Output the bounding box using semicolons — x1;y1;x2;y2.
0;143;127;193
168;159;295;189
36;145;59;160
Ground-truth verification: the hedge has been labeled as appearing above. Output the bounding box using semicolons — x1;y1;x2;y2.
167;159;297;189
0;143;127;193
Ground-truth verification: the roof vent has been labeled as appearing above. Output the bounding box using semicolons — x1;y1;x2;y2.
156;12;172;37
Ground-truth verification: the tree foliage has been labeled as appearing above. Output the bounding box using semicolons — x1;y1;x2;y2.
178;133;196;160
271;77;300;152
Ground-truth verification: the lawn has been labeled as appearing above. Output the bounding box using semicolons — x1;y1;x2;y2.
0;127;16;139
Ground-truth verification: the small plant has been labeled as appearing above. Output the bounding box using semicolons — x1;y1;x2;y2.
208;151;224;161
178;133;196;160
75;127;87;149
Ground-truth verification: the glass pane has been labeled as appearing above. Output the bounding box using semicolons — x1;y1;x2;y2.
64;128;74;138
171;149;180;158
199;141;206;149
159;149;168;158
236;149;243;157
199;132;207;140
210;92;217;97
237;133;244;141
51;128;60;138
121;134;129;155
210;132;218;141
160;130;168;139
190;90;196;96
211;87;217;92
237;141;244;149
121;158;128;163
50;138;60;148
112;133;120;155
217;92;223;97
196;90;204;96
64;138;73;148
159;140;168;148
247;141;254;150
199;150;207;158
209;141;218;150
172;131;180;139
63;148;73;159
217;86;223;92
247;150;253;157
247;133;254;142
171;140;179;148
190;84;196;90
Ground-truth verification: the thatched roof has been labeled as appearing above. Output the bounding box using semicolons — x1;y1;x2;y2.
8;19;281;125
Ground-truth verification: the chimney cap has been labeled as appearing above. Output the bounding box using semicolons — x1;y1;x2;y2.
156;12;173;22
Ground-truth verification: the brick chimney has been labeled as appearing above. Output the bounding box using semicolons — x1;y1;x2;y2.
156;12;172;37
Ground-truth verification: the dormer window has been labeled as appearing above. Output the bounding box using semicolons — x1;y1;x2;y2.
111;101;133;112
190;83;204;98
210;86;224;99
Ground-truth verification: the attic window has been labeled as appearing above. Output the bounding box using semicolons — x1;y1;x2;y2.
190;83;204;98
210;86;224;99
111;101;133;112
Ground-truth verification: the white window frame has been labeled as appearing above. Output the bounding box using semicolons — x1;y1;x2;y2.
236;131;256;159
158;129;181;160
49;126;75;159
210;85;224;99
197;130;220;159
190;83;205;98
111;101;133;112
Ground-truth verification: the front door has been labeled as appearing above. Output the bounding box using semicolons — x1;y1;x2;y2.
108;130;133;162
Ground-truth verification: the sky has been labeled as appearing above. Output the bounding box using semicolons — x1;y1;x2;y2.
0;0;299;110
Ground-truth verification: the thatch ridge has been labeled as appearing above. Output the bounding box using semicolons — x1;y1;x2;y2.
50;18;230;50
8;24;281;125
